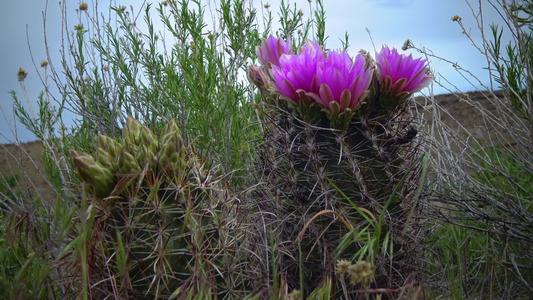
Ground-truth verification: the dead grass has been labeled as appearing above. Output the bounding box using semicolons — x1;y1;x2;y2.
0;140;56;201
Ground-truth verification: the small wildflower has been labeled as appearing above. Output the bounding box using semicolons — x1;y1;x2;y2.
351;260;374;285
336;260;375;286
287;289;301;300
162;1;168;6
118;5;127;12
103;65;109;72
154;34;159;41
336;259;352;276
297;29;302;35
264;3;270;9
78;2;88;11
298;10;304;17
40;60;49;68
74;24;83;30
451;15;461;22
402;39;412;51
17;68;28;82
84;76;92;82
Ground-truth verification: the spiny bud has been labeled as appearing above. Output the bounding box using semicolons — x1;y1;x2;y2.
139;123;158;155
123;116;142;145
135;144;156;166
70;150;115;198
98;134;121;158
161;119;181;136
97;148;113;167
160;134;179;160
116;149;141;175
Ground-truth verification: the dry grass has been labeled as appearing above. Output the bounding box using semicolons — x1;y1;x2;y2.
0;141;57;201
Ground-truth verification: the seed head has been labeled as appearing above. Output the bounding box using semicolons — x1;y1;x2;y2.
162;1;168;6
402;39;412;51
79;2;88;11
336;259;374;286
17;68;28;82
336;259;352;276
287;289;301;300
451;15;461;22
349;261;374;285
74;24;83;30
40;60;48;68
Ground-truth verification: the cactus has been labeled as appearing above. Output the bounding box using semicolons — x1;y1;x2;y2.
69;117;243;299
249;37;432;295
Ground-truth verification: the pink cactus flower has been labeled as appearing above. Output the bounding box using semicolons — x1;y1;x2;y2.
270;40;325;103
376;46;433;96
310;51;373;113
256;35;292;68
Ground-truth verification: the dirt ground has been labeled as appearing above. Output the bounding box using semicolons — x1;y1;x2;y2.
0;140;57;201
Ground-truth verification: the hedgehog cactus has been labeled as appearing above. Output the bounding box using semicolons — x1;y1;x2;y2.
250;37;432;294
69;117;240;298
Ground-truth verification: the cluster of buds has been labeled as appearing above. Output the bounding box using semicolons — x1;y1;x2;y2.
249;35;433;127
336;259;375;286
70;116;187;199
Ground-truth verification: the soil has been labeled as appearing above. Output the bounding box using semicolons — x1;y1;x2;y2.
0;140;58;202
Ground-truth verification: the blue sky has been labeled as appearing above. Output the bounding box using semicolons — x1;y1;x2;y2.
0;0;510;143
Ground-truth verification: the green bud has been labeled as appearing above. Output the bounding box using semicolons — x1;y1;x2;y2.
123;116;142;146
137;122;159;156
161;119;181;137
98;134;121;158
160;133;181;159
117;149;141;175
97;148;112;168
135;144;156;165
70;150;115;198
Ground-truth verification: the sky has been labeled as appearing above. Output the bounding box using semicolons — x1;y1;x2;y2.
0;0;511;143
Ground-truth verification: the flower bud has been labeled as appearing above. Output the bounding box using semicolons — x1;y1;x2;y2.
116;149;141;174
70;150;115;198
98;134;121;158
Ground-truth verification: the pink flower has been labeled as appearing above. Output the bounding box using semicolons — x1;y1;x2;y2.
270;40;325;103
256;35;292;68
376;46;433;96
311;51;373;113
